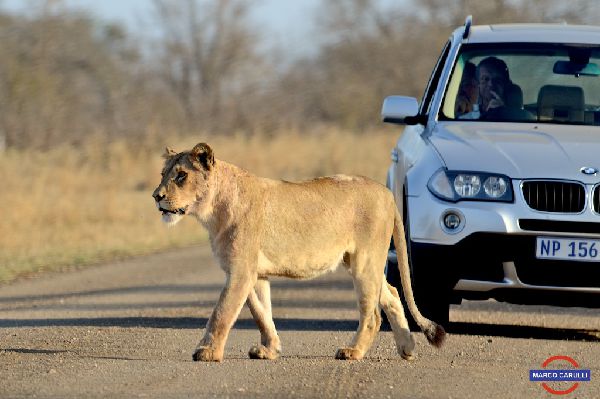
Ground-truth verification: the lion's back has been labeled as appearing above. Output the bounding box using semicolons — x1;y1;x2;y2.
262;174;394;244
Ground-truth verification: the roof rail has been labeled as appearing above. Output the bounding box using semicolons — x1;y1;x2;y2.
463;15;472;39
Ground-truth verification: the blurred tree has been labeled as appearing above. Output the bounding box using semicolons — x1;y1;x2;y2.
0;0;599;148
275;0;446;130
415;0;599;26
278;0;599;131
0;1;140;148
151;0;266;131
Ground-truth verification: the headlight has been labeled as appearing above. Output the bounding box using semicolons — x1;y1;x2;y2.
483;176;508;198
428;169;513;202
427;169;455;201
454;174;481;197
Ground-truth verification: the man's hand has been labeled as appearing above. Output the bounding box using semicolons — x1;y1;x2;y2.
486;90;504;111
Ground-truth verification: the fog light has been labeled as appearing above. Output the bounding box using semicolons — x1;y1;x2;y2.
443;213;461;230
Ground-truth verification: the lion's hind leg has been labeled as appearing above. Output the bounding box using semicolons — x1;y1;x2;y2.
246;278;281;360
380;280;416;360
335;254;383;360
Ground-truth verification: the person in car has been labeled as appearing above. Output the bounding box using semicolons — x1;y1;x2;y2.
462;56;535;121
455;61;478;115
477;56;510;112
459;56;511;119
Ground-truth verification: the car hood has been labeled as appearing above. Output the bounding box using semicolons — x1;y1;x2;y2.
430;122;600;181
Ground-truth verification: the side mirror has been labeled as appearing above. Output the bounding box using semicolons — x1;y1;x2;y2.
381;96;420;125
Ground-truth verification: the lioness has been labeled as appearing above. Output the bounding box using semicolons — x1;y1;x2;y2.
152;143;445;362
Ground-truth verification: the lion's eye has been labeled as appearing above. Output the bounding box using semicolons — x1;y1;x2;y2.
175;171;187;184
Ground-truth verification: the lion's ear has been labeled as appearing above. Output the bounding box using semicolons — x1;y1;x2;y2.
190;143;215;171
163;147;178;159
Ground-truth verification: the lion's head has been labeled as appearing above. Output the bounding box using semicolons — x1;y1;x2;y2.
152;142;215;226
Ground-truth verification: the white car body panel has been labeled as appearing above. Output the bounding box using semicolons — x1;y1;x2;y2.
430;122;600;181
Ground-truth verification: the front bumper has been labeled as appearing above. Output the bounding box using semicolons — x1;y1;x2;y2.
389;234;600;307
446;233;600;306
405;181;600;305
455;261;600;295
408;179;600;245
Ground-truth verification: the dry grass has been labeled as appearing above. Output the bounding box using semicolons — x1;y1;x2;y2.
0;127;399;282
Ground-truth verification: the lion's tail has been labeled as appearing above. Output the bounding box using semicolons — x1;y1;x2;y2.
392;206;446;348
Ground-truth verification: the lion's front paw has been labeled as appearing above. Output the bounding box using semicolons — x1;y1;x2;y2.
335;348;363;360
192;346;222;362
401;349;415;361
399;331;416;361
248;345;279;360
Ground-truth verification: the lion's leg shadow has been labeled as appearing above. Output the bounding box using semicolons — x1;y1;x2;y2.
246;278;281;360
380;280;416;360
335;253;383;360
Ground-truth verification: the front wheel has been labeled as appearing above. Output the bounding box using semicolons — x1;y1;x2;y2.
385;198;453;330
385;252;451;331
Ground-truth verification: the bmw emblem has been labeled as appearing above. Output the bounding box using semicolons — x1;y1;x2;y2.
580;167;598;175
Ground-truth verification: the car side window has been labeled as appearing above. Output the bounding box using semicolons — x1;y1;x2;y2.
419;40;451;116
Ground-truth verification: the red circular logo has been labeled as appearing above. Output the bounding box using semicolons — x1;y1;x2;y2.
541;355;580;395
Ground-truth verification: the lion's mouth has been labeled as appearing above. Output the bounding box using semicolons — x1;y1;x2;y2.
159;206;188;215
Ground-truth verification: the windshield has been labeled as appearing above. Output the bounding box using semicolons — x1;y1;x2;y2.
441;43;600;125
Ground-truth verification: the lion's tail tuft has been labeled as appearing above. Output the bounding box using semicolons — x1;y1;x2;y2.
423;322;446;348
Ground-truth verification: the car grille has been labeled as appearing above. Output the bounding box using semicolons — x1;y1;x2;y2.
521;181;585;213
519;219;600;234
593;185;600;213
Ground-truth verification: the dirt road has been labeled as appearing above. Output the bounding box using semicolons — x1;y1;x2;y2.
0;245;598;398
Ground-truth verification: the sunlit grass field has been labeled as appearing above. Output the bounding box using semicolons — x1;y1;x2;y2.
0;127;399;283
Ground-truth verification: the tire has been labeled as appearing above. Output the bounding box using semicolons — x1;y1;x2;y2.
410;255;451;328
385;247;451;331
384;195;451;330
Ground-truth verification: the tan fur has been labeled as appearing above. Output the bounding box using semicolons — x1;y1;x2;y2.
152;142;445;362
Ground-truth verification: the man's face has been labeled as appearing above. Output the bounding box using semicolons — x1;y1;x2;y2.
478;65;505;100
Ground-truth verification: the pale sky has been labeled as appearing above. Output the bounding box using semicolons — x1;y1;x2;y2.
1;0;321;55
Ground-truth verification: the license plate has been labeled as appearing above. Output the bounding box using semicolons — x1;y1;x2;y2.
536;237;600;262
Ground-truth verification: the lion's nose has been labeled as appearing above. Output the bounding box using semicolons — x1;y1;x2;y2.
153;189;165;202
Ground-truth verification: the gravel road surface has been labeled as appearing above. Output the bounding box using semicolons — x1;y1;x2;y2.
0;245;598;398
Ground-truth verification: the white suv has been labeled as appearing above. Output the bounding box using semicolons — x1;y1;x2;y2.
383;17;600;326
